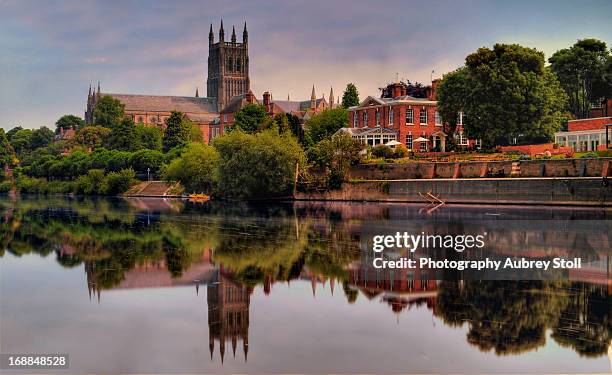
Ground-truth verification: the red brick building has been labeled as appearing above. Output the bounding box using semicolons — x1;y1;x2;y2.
555;116;612;152
343;80;478;152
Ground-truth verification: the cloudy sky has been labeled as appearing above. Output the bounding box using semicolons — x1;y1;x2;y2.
1;0;611;129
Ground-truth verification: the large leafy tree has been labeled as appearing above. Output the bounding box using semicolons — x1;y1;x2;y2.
549;39;611;119
0;129;15;167
305;107;348;145
213;129;306;198
136;124;163;151
9;128;34;158
163;111;192;152
341;83;360;108
29;127;54;150
108;117;139;151
163;143;220;193
437;43;567;147
93;96;125;128
55;115;85;132
74;126;111;149
233;103;271;133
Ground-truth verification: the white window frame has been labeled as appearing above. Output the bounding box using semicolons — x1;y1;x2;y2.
405;134;413;150
457;112;463;125
353;112;358;127
435;111;441;126
405;108;413;124
420;108;428;125
363;112;368;127
389;107;394;125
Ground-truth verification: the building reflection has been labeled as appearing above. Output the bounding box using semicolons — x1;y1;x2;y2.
207;268;251;363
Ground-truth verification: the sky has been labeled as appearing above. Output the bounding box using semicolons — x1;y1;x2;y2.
1;0;611;129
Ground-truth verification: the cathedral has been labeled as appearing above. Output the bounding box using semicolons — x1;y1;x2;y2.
85;20;335;143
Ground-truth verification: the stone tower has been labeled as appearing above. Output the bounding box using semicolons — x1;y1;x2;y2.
207;20;250;111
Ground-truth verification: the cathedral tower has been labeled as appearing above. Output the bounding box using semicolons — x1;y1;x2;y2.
207;21;250;111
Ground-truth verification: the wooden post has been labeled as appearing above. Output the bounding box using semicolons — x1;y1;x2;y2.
293;162;299;197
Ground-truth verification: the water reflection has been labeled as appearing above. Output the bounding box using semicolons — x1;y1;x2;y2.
0;197;610;373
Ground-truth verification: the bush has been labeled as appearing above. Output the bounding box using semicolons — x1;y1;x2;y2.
371;144;394;159
75;169;106;195
16;176;47;194
0;181;13;193
393;144;408;158
129;149;164;174
162;143;219;194
105;169;136;195
597;149;612;158
579;152;598;159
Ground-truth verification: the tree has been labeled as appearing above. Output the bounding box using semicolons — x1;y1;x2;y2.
305;107;348;145
213;129;306;198
107;117;139;151
341;83;360;108
549;39;611;119
163;143;220;193
129;149;164;174
93;96;125;128
9;128;33;158
55;115;85;132
233;103;271;133
437;43;567;147
30;127;54;150
74;126;111;149
163;111;192;152
0;129;15;167
6;126;23;141
307;132;362;188
135;125;163;151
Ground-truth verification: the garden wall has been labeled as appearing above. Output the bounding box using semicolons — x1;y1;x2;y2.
348;158;612;180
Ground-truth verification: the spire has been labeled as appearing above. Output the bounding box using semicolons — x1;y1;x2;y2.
231;26;236;43
209;23;214;44
329;86;334;109
88;84;92;97
287;93;290;101
195;87;199;97
242;21;248;43
219;19;225;42
97;81;100;95
310;85;316;110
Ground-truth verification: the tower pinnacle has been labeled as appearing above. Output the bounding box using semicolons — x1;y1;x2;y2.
231;26;236;43
242;21;248;43
209;23;214;44
219;19;225;41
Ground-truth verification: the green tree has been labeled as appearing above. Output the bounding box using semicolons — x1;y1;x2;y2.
341;83;360;108
0;129;15;167
30;127;54;150
549;39;611;119
163;111;192;152
104;169;136;195
93;96;125;128
305;108;348;144
135;125;163;151
307;132;362;188
75;126;111;149
6;126;23;141
55;115;85;132
233;103;271;133
163;143;220;193
437;43;567;147
213;129;306;198
129;149;164;174
108;117;139;151
9;128;33;158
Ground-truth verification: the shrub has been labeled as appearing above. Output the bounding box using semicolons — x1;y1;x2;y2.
105;169;136;195
597;149;612;158
579;152;598;159
16;176;47;194
393;144;408;158
0;181;13;193
129;149;164;174
371;145;394;159
162;143;219;194
75;169;106;195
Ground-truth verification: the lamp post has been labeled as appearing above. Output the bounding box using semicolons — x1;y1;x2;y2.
147;167;150;181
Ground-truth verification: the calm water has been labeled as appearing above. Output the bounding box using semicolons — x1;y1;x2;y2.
1;197;611;374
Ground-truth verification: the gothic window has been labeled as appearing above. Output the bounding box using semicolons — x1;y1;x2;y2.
236;58;241;72
226;58;232;72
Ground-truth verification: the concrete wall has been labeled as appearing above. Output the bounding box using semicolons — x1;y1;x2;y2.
348;158;612;180
295;178;612;206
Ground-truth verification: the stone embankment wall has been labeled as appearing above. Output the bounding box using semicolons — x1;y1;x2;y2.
295;178;611;206
348;158;611;180
296;159;612;206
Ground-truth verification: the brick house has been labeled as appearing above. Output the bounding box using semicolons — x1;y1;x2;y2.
554;116;612;152
344;80;477;152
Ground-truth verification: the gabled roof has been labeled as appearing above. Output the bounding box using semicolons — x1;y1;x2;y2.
272;97;327;113
104;93;218;113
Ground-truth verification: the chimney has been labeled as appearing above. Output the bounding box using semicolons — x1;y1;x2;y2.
263;91;271;112
429;79;440;101
391;82;402;99
245;90;255;103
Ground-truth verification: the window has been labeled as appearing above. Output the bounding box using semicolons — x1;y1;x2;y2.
405;134;413;150
363;112;368;127
236;58;241;72
223;114;228;122
457;131;468;146
375;111;380;126
457;112;463;125
475;139;482;149
226;58;233;72
405;108;413;124
137;116;144;123
353;112;358;127
420;108;428;124
389;107;394;125
435;111;441;125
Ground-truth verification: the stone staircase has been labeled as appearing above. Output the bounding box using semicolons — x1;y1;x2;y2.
125;181;181;197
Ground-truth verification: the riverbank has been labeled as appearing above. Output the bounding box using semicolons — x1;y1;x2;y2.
295;177;611;206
